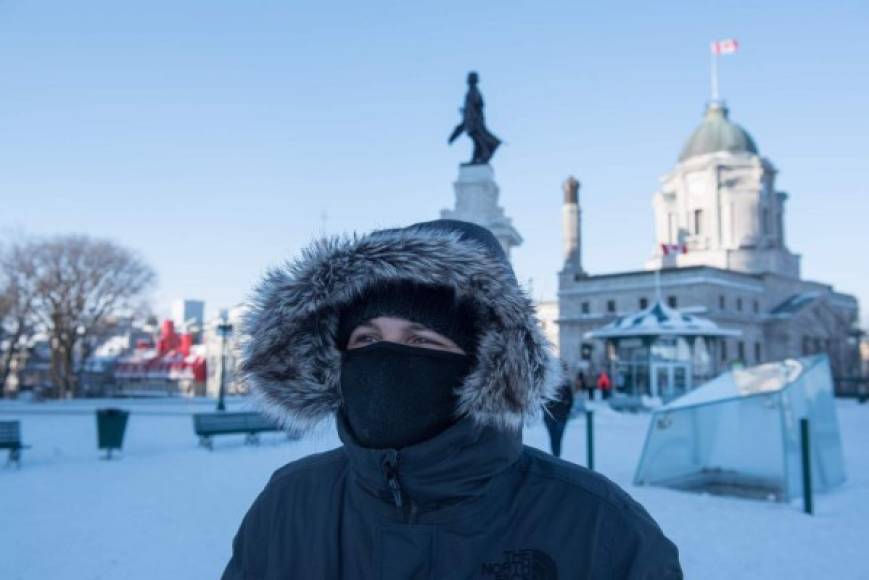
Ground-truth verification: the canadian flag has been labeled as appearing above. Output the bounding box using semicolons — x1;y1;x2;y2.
711;38;739;55
661;243;688;256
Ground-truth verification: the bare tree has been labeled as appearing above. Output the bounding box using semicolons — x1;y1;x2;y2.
0;239;40;395
31;235;156;398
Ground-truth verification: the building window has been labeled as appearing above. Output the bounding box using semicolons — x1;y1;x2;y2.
693;209;703;235
719;295;725;310
762;208;769;234
802;336;811;355
607;299;616;314
736;297;743;312
753;300;759;314
813;337;823;352
721;340;728;362
667;295;678;308
738;341;745;362
754;342;762;363
639;297;649;309
581;301;590;315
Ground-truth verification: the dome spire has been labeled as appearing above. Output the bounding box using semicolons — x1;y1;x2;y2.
704;100;729;119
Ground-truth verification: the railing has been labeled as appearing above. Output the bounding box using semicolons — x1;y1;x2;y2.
834;377;868;400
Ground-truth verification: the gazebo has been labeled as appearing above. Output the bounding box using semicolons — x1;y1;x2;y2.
586;300;740;401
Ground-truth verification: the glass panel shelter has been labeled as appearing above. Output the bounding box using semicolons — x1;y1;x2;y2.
634;354;846;501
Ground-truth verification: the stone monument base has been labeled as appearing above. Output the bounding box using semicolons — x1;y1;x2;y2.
440;164;522;258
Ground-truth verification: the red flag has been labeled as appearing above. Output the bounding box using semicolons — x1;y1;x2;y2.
661;243;688;256
711;39;739;55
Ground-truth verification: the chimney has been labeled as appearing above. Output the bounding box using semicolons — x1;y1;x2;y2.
562;176;584;274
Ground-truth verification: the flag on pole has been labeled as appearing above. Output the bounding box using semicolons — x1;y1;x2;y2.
711;38;739;55
660;243;688;256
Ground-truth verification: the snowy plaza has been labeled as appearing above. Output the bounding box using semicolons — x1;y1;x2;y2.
2;397;868;580
2;2;869;579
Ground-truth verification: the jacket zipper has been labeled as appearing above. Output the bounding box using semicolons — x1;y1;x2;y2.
382;450;404;511
382;450;419;523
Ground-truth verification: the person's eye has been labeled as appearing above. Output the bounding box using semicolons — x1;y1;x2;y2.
410;335;439;346
352;334;378;345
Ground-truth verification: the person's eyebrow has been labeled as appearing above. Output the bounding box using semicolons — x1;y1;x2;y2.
406;323;434;332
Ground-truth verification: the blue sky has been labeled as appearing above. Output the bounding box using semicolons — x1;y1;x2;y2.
2;0;867;326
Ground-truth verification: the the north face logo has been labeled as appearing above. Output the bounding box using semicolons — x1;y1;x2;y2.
481;549;558;580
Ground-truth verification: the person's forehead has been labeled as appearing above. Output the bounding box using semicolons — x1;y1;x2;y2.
355;317;430;331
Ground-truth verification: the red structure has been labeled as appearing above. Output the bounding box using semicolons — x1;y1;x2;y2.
114;320;206;393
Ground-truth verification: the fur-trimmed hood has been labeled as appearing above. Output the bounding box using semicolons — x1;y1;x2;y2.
238;219;562;432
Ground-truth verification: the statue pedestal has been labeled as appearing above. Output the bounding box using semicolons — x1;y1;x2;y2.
440;164;523;259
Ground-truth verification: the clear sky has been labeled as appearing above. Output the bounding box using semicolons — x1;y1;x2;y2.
2;0;867;326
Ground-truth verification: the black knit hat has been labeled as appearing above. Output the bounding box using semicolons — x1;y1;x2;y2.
336;280;480;355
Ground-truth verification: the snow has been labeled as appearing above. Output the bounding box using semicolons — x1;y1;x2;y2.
667;358;806;410
2;397;868;579
587;299;740;339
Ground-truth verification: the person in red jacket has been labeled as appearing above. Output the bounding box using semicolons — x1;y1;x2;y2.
596;370;613;400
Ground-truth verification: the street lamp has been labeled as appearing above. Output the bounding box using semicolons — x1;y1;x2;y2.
216;322;233;411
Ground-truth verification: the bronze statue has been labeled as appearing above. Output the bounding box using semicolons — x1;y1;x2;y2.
448;72;501;165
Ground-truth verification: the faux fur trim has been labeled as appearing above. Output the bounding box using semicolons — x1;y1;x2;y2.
238;226;563;432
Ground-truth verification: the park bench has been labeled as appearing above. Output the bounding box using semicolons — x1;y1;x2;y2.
192;412;299;450
0;421;29;467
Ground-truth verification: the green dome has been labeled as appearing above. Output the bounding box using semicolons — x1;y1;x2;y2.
678;102;758;161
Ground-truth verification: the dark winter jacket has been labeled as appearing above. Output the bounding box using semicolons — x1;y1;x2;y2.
224;220;682;579
544;381;575;424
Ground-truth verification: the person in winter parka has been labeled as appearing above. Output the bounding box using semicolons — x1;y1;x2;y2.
543;375;574;458
222;219;682;580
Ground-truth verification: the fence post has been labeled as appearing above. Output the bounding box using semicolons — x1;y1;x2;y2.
586;410;594;471
800;417;813;515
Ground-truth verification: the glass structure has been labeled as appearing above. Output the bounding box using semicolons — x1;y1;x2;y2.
634;354;846;501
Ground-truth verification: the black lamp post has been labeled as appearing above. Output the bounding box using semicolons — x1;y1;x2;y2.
216;322;233;411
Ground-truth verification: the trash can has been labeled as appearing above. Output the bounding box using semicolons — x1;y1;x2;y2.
96;408;129;459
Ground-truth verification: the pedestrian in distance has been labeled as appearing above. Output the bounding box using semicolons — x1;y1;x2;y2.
543;375;574;457
223;219;682;579
575;369;585;393
597;369;613;400
576;370;593;401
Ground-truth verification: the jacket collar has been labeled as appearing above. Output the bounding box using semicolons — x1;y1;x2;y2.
336;411;523;511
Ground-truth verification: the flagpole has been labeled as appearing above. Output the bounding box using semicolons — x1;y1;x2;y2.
710;46;719;102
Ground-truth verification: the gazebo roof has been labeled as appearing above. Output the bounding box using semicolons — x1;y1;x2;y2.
586;300;741;340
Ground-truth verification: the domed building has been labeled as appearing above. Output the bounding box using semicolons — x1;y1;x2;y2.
557;101;862;397
645;102;800;278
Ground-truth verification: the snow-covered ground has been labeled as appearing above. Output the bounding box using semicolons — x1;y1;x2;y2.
2;397;867;579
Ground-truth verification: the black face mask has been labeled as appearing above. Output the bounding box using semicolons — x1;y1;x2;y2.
340;342;472;450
